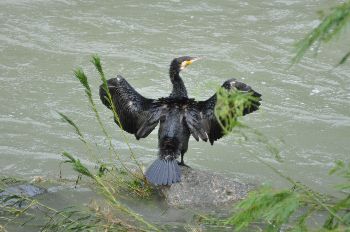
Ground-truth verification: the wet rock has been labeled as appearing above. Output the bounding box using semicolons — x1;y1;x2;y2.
0;184;47;207
160;167;251;208
1;184;47;197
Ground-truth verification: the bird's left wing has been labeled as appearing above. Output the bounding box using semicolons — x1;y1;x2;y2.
185;78;262;144
99;75;162;139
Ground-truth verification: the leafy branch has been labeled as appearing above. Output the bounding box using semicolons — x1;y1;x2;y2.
204;86;350;231
293;0;350;65
61;152;158;231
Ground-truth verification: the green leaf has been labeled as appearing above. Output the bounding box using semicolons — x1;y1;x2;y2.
74;68;91;97
338;51;350;66
91;55;104;79
58;112;86;144
292;1;350;65
225;187;300;231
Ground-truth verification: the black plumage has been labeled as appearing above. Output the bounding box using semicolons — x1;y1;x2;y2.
99;56;262;186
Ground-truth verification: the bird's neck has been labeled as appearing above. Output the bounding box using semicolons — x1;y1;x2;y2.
169;71;188;98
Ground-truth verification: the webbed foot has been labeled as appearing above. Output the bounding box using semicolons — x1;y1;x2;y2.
177;160;191;168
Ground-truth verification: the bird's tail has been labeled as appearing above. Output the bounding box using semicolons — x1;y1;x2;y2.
145;158;181;186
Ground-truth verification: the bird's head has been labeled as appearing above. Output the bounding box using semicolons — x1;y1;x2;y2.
170;56;201;74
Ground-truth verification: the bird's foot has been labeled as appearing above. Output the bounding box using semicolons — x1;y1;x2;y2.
177;160;191;168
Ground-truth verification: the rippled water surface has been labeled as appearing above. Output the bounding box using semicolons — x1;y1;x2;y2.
1;0;350;229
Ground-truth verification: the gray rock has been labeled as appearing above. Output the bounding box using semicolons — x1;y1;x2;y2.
160;167;251;208
0;184;47;207
1;184;47;197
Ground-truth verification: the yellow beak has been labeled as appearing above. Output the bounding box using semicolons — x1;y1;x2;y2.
181;57;201;70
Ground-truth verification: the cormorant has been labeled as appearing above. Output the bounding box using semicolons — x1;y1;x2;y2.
99;56;261;186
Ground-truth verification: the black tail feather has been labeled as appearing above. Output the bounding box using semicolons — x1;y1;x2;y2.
145;159;181;186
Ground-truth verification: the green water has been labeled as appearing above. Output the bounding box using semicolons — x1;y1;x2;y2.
1;0;350;229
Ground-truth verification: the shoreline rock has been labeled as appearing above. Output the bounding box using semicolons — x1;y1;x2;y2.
159;167;251;208
0;184;47;207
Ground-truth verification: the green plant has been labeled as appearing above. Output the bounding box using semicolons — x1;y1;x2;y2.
214;88;281;161
201;1;350;230
0;56;159;232
224;161;350;231
0;177;141;231
196;84;349;231
214;88;256;134
59;56;158;231
61;152;156;231
293;0;350;65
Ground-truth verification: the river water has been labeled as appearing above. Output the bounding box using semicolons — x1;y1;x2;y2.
1;0;350;229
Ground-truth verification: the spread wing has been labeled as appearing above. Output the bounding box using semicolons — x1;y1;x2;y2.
185;78;262;145
99;75;162;140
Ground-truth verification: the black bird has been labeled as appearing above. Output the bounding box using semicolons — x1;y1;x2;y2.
99;56;261;186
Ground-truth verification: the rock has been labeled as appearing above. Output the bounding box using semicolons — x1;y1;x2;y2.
0;184;47;207
160;167;251;208
1;184;47;197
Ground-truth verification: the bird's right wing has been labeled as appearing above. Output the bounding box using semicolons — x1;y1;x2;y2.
99;75;162;139
185;78;262;145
